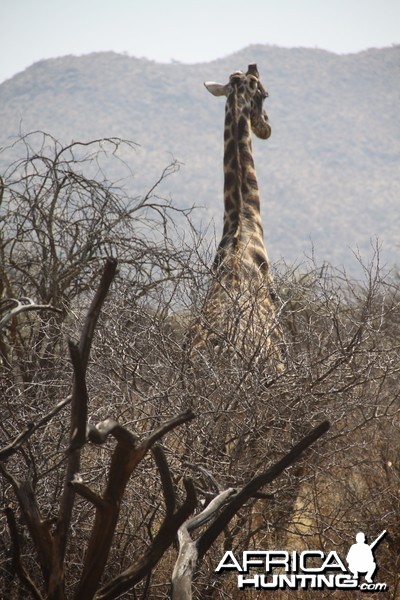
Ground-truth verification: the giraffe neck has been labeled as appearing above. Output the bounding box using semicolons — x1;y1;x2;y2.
215;85;269;274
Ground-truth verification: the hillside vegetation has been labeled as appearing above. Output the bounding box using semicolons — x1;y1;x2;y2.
0;44;399;272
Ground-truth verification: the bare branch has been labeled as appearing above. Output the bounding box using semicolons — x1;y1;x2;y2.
94;478;197;600
68;339;89;452
170;421;329;599
152;444;176;518
87;419;138;447
186;488;236;533
0;395;71;461
183;463;223;494
4;507;45;600
0;297;62;330
69;475;107;510
50;258;118;598
76;411;196;600
0;465;53;585
197;420;330;560
138;409;195;453
171;488;236;600
78;258;118;370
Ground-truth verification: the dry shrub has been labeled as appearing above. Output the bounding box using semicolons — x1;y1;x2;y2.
1;135;399;598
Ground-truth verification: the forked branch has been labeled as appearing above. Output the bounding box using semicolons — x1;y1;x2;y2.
75;410;195;600
0;297;62;331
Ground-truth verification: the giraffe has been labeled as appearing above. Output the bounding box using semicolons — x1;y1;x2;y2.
187;63;284;368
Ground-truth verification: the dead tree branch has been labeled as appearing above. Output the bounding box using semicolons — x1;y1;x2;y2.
171;488;236;600
49;257;118;599
0;465;54;585
0;395;72;461
152;444;177;518
3;506;45;600
0;256;198;600
74;410;195;600
0;297;62;331
197;419;330;560
171;419;330;599
94;478;198;600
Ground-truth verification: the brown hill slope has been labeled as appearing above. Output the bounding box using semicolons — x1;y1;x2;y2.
0;45;399;272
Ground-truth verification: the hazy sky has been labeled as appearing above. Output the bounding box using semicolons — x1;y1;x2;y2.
2;0;399;83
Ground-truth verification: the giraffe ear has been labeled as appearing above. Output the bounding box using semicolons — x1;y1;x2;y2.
204;82;229;97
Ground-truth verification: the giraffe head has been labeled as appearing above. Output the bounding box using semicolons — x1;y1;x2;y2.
204;64;270;139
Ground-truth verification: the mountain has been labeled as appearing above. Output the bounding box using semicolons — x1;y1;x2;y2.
0;45;399;274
